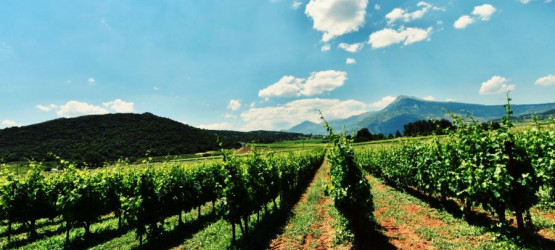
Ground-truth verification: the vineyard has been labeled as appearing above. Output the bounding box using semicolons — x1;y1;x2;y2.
0;149;325;249
356;114;554;226
0;110;554;249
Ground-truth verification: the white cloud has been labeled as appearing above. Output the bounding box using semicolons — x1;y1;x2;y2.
199;122;234;130
479;76;516;95
153;86;159;91
370;96;396;108
346;58;356;64
249;101;256;108
385;2;442;25
321;44;331;51
374;4;381;10
338;42;364;52
301;70;348;96
305;0;368;42
454;4;496;29
472;4;496;21
227;99;242;111
103;99;134;113
423;96;434;101
36;104;58;112
88;78;95;84
517;0;531;3
445;98;456;102
259;76;304;99
535;74;555;86
292;1;302;9
1;120;21;128
259;70;347;99
56;101;109;118
240;98;367;131
368;27;433;49
453;15;474;29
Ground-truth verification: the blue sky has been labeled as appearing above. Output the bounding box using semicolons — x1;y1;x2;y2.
1;0;554;131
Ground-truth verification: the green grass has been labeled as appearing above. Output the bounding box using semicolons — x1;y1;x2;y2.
277;166;326;246
0;202;219;250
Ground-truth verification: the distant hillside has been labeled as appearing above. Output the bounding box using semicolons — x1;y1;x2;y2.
287;96;555;135
492;108;555;123
0;113;239;164
214;130;304;144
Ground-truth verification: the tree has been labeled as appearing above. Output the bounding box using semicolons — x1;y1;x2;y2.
354;128;373;142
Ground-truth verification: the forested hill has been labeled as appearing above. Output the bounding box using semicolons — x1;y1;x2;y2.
213;130;304;144
0;113;303;164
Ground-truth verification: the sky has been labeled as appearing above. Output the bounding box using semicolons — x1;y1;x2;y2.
1;0;554;131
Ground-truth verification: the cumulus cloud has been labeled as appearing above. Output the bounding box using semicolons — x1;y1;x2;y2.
370;96;396;108
56;101;109;118
346;58;356;64
88;78;95;84
103;99;134;113
535;74;555;86
49;99;134;118
292;1;302;9
385;2;442;25
368;27;433;49
453;15;474;29
454;4;496;29
1;120;21;128
338;42;364;52
423;96;435;101
472;4;496;21
258;70;347;99
199;122;234;130
227;99;242;111
374;4;381;10
36;104;58;112
305;0;368;42
321;44;331;51
479;76;515;95
301;71;348;96
259;76;304;99
240;98;367;131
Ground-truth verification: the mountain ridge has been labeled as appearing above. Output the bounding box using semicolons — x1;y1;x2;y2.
287;96;555;135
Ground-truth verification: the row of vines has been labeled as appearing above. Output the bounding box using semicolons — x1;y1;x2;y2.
323;115;374;247
0;149;324;247
356;110;554;231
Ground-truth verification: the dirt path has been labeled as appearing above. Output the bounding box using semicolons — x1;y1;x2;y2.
367;174;555;249
269;162;349;250
368;176;436;250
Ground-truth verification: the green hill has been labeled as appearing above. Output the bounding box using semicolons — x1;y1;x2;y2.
0;113;238;164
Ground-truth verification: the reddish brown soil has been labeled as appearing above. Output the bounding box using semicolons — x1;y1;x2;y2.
270;162;339;250
380;217;433;249
375;206;387;217
541;211;555;220
235;146;252;154
402;204;421;214
538;229;554;240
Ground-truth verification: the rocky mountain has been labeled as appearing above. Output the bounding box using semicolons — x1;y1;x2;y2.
287;96;555;135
